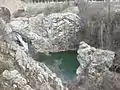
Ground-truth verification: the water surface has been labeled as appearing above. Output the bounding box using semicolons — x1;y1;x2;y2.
36;51;79;81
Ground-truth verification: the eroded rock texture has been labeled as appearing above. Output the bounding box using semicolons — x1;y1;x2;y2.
74;41;120;90
9;13;82;53
77;41;115;77
0;16;68;90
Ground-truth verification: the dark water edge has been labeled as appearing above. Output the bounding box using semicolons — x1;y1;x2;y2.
35;51;79;81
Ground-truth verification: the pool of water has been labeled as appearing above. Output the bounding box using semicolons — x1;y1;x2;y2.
35;51;79;81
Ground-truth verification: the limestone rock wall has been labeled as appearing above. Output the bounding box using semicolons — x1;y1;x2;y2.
74;41;120;90
0;15;68;90
9;13;82;53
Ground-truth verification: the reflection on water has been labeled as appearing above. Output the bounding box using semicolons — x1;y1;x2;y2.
36;51;79;81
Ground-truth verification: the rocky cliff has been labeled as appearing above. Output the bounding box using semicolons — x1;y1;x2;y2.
73;41;120;90
0;18;68;90
1;6;120;90
9;12;82;54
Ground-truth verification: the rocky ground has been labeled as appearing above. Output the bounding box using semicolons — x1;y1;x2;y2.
67;41;120;90
0;17;69;90
0;2;120;90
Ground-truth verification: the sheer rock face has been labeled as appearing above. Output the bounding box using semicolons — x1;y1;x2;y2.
77;41;115;78
0;18;68;90
10;12;82;53
75;41;116;90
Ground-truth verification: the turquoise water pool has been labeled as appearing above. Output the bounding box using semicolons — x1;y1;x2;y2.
36;51;79;81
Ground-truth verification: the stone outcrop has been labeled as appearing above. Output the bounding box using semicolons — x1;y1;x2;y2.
75;41;120;90
10;12;82;53
1;5;120;90
3;70;33;90
0;17;68;90
77;41;115;77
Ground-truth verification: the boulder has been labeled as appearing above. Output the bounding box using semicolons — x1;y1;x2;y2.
10;13;82;53
76;41;116;90
77;41;115;76
77;41;115;77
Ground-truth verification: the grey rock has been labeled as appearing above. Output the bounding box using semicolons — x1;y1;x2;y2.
10;12;82;53
0;18;68;90
76;41;115;90
2;70;33;90
77;41;115;77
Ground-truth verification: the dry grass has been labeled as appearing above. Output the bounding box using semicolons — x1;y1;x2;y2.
24;2;69;16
